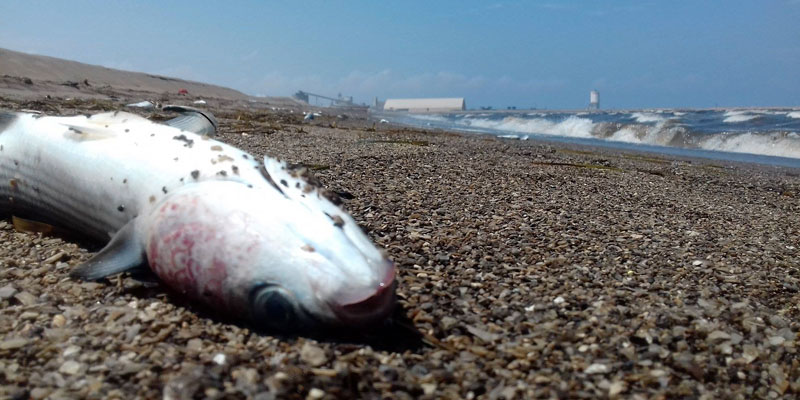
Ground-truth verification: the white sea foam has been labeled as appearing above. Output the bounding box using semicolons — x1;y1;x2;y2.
410;112;800;160
463;116;595;139
410;114;448;122
609;124;683;147
723;110;759;123
699;132;800;159
630;112;665;123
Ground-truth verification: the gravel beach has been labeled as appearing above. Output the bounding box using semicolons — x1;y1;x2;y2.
1;97;799;399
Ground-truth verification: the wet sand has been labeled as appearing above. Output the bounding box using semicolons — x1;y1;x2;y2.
1;96;799;399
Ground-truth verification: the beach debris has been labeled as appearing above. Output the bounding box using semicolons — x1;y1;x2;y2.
193;99;207;105
126;100;155;109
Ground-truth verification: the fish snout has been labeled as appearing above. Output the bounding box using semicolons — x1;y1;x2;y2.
330;261;397;325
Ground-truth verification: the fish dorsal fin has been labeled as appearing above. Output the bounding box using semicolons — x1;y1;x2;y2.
60;111;153;140
70;218;146;281
162;105;218;136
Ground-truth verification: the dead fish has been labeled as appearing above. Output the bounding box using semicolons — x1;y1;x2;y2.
0;110;395;331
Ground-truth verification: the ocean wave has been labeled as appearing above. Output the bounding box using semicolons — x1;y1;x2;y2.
402;110;800;160
464;116;595;138
630;112;665;123
698;132;800;159
409;114;449;122
723;110;759;123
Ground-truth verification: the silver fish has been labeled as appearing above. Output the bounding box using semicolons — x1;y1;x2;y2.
0;109;396;331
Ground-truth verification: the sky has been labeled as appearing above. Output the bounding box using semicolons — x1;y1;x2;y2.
1;1;799;109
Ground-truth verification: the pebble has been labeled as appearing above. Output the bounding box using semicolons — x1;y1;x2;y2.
51;314;66;328
58;360;83;375
585;363;610;374
306;388;325;400
0;338;28;350
300;342;328;367
13;291;37;305
0;284;17;300
212;353;226;365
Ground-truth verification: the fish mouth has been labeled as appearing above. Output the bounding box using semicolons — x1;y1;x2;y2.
330;262;397;325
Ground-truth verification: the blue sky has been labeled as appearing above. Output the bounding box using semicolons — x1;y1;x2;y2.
1;1;799;109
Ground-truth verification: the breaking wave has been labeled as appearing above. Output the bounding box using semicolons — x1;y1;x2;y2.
630;112;666;123
723;110;759;123
464;116;594;138
418;111;800;160
787;111;800;119
697;132;800;159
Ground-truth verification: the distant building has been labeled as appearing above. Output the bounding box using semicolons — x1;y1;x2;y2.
383;98;465;112
589;90;600;110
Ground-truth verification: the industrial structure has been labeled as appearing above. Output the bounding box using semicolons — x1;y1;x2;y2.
294;90;356;107
383;98;465;112
589;90;600;110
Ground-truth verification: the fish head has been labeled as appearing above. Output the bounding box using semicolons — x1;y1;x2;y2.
145;179;396;332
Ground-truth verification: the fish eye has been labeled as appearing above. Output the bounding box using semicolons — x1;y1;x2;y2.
250;284;301;331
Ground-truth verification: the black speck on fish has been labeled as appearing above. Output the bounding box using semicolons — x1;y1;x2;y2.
68;127;82;134
174;157;179;161
124;129;130;133
242;154;249;159
13;160;18;166
123;179;127;184
191;170;200;179
232;165;239;175
117;205;125;212
173;134;194;148
217;170;228;177
162;186;168;194
280;179;288;187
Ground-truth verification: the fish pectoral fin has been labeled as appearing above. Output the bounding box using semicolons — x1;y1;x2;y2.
162;105;218;136
69;219;146;281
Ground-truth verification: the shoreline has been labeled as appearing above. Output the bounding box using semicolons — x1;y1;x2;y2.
2;97;799;398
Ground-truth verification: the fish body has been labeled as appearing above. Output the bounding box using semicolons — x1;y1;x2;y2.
0;110;396;330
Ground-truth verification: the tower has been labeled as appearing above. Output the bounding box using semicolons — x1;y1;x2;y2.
589;90;600;110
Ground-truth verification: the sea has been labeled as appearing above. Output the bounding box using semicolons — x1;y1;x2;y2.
374;109;800;168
